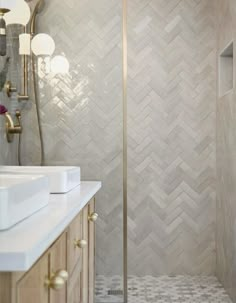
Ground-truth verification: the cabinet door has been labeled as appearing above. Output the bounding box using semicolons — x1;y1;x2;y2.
81;205;89;303
49;233;67;303
16;254;48;303
67;260;82;303
88;198;96;303
67;213;83;275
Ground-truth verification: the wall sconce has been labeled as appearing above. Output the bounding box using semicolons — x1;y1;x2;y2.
0;0;17;56
2;0;69;104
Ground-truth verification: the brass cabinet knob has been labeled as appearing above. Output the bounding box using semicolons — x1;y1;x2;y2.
45;269;68;291
56;269;69;282
45;275;65;291
74;239;87;249
88;212;98;222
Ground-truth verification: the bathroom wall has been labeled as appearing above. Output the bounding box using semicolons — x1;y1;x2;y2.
35;0;124;277
127;0;217;275
0;26;23;165
216;0;236;301
0;0;217;279
0;0;124;279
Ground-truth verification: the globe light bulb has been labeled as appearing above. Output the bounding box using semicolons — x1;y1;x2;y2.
31;33;55;56
4;0;30;26
51;55;70;74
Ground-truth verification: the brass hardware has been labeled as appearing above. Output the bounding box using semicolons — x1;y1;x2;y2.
17;0;45;102
5;110;22;143
74;239;87;249
122;0;128;301
18;95;29;102
4;81;17;98
18;28;29;101
45;269;68;291
56;269;69;281
30;0;45;35
0;9;10;15
45;275;65;291
88;212;98;222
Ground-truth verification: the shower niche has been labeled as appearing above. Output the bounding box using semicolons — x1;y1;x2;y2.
219;41;234;97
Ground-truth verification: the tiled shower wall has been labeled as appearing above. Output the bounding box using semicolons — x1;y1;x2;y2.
0;0;217;278
127;0;216;275
0;26;23;165
216;0;236;302
36;0;124;277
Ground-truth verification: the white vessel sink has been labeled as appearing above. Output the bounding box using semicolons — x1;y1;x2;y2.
0;174;49;231
0;166;81;194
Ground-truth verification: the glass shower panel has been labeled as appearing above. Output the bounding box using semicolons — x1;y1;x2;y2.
38;1;124;303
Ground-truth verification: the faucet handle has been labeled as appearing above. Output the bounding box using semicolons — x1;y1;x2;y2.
5;110;22;143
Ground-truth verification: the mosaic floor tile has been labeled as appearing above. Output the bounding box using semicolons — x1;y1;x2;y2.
95;275;232;303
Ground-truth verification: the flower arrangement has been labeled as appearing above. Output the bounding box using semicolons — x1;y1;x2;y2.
0;104;7;115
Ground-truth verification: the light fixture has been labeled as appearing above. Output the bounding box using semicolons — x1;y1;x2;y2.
19;33;31;55
38;57;51;76
4;0;30;26
51;55;70;74
0;0;17;56
31;34;55;56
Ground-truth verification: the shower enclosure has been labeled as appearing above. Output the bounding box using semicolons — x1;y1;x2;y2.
2;0;235;303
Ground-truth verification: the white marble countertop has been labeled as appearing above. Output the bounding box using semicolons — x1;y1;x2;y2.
0;181;101;272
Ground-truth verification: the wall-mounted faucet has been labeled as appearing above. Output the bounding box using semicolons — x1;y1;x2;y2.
5;110;22;143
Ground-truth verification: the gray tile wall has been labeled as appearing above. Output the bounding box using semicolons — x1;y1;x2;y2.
0;0;217;278
216;1;236;302
0;26;22;165
127;0;217;276
37;0;124;277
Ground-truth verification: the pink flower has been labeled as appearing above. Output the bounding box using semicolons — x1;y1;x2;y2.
0;104;7;115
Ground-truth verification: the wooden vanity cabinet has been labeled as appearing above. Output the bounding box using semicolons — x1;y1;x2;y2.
0;198;97;303
16;253;48;303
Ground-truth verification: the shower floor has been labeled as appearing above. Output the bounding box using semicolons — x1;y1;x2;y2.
95;275;232;303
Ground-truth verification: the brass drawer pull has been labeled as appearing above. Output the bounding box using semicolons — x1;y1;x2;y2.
88;212;98;222
74;239;87;249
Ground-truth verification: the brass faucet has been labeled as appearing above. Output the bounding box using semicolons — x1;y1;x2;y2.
5;110;22;143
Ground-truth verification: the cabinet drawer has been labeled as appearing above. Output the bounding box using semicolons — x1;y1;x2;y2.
67;213;83;275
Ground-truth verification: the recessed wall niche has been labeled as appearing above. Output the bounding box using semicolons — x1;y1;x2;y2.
219;41;234;97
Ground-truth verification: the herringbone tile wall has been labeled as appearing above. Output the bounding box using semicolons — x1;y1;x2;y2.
216;1;236;302
127;0;217;275
0;0;217;278
36;0;124;277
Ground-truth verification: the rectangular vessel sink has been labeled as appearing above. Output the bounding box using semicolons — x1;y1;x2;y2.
0;174;49;231
0;166;81;194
